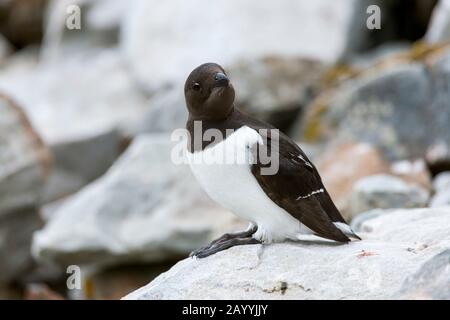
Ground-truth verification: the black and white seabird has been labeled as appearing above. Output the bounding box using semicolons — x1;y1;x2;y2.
184;63;360;258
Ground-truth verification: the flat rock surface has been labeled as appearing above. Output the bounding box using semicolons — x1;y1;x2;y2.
124;207;450;300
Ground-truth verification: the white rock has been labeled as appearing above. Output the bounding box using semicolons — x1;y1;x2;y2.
131;88;187;135
390;159;431;190
356;207;450;244
32;134;245;267
120;0;375;91
350;209;386;232
430;189;450;207
349;175;429;218
42;0;133;59
425;0;450;43
40;129;122;203
433;171;450;191
0;49;150;200
395;249;450;300
429;172;450;207
123;208;450;300
0;49;148;145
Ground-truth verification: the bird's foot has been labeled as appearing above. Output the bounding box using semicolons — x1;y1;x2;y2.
190;224;258;258
191;237;261;259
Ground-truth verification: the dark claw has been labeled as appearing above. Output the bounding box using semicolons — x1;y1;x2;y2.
192;237;261;259
190;225;258;258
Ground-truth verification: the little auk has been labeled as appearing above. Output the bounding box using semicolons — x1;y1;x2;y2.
184;63;360;258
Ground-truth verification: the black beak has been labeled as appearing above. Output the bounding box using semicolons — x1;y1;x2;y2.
214;72;229;87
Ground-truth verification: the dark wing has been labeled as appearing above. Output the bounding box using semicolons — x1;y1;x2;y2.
250;129;351;242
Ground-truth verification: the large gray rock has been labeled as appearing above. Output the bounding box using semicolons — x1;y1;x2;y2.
32;135;244;267
40;129;122;203
349;174;429;218
0;208;43;285
0;95;47;284
434;172;450;191
228;58;325;130
120;0;377;92
300;48;450;161
124;207;450;300
0;49;149;200
395;249;450;300
0;94;50;213
42;0;132;59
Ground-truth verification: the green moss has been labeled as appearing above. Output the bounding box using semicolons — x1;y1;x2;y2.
406;41;450;62
320;64;360;87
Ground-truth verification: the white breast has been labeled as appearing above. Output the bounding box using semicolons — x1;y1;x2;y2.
186;126;302;243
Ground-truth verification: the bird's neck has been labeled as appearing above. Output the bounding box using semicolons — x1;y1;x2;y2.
186;106;242;152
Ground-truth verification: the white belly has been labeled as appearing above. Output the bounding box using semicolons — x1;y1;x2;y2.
186;126;302;243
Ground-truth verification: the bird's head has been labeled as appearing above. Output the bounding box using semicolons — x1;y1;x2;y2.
184;63;235;120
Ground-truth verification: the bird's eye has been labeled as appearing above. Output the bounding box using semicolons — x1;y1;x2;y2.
192;83;201;91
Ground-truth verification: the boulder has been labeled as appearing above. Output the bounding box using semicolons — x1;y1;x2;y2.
0;49;147;145
300;45;450;161
315;142;390;219
349;174;429;218
431;190;450;207
0;208;43;285
395;249;450;300
32;134;245;267
425;0;450;43
430;172;450;207
350;209;387;232
130;87;187;135
228;58;325;131
390;159;432;190
40;129;122;203
0;94;50;213
120;0;378;92
123;207;450;300
434;171;450;190
0;94;48;286
42;0;131;59
0;49;149;201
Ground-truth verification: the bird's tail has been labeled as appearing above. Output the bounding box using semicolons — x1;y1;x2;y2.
333;222;361;240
